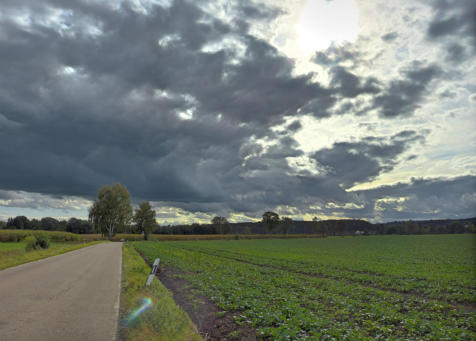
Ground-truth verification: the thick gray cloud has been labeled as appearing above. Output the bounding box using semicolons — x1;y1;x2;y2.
0;0;473;222
0;0;318;200
311;131;425;188
353;175;476;221
445;43;466;62
426;0;476;51
425;0;476;67
312;44;443;119
372;62;441;118
330;66;381;98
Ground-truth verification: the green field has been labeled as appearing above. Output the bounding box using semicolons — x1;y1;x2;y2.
135;235;476;340
0;242;25;252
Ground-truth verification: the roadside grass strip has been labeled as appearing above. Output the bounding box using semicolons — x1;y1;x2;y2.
120;243;202;341
135;236;476;340
0;241;104;270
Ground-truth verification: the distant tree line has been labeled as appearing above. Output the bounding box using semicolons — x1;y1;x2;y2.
377;220;475;235
2;214;475;236
3;216;94;234
2;183;475;237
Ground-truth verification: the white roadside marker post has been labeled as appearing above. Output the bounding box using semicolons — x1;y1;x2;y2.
146;258;160;286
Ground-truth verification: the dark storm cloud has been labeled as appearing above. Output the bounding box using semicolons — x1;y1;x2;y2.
353;175;476;221
311;131;425;188
309;44;446;118
213;129;429;218
445;43;466;62
0;0;334;208
199;35;330;125
286;120;302;132
0;0;472;222
330;66;381;98
372;62;441;118
426;0;476;51
312;46;442;119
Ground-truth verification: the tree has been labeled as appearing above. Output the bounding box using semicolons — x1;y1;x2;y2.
30;219;41;230
280;217;294;236
67;218;93;234
134;201;156;240
404;220;419;234
40;217;60;231
336;220;346;236
262;211;279;234
448;222;465;234
319;223;328;237
89;183;133;239
328;221;336;236
212;216;231;234
8;216;30;230
312;217;319;234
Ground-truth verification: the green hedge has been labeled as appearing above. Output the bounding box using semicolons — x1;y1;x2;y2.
0;230;82;243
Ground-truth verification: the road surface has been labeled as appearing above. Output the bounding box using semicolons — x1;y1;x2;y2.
0;242;122;341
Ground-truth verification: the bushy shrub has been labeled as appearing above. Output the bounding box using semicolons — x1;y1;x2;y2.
24;235;38;251
34;232;50;249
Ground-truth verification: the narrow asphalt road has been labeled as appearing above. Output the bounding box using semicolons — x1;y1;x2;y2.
0;242;122;341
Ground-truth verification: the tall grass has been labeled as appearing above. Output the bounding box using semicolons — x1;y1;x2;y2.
120;243;201;341
0;230;82;242
0;230;324;243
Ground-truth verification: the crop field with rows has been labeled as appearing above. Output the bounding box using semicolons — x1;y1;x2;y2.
134;235;475;340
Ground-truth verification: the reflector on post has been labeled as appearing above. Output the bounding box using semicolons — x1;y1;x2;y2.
146;258;160;286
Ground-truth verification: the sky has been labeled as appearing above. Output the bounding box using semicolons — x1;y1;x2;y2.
0;0;475;225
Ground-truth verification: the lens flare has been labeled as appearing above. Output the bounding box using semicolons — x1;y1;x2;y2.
124;297;153;325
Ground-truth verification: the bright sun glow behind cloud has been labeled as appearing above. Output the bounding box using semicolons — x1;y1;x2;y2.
297;0;359;52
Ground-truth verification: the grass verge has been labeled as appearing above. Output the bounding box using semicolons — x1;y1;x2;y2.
0;241;104;270
120;243;202;341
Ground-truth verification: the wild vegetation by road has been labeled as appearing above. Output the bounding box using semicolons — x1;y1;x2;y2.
120;243;201;341
0;230;103;270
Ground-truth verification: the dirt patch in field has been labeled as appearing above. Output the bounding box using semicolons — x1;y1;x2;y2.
140;254;258;341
